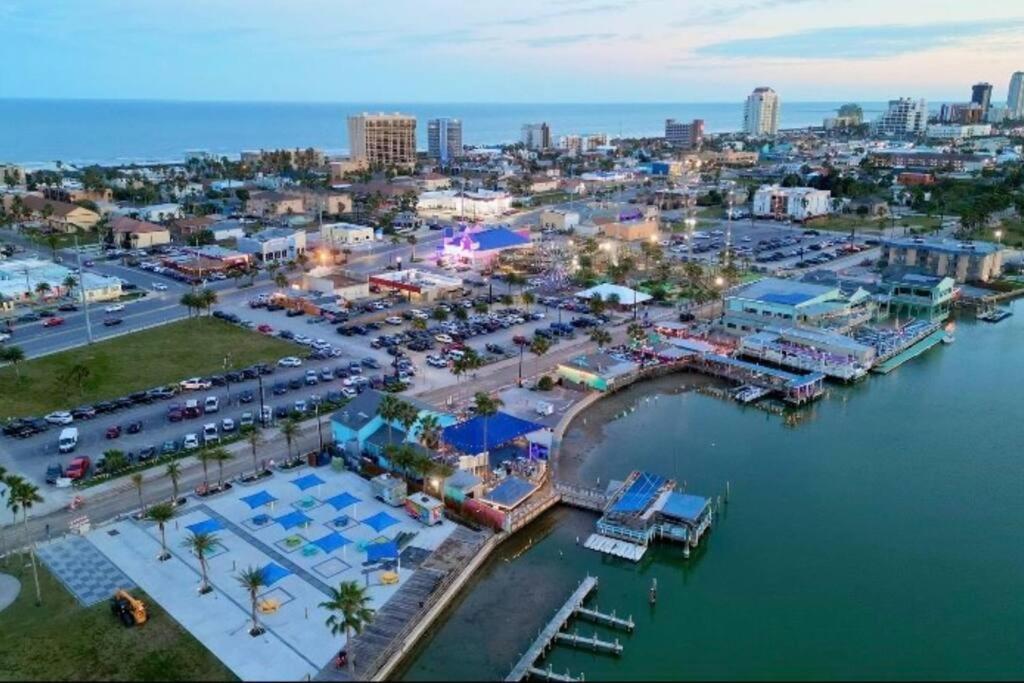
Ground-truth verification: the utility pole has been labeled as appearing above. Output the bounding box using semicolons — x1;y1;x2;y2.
74;234;94;344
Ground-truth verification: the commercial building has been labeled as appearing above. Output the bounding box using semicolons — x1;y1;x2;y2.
557;352;638;391
427;118;463;164
367;268;463;303
665;119;704;149
110;216;171;249
347;113;417;170
442;226;532;268
882;237;1003;283
575;283;652;309
868;151;992;173
0;257;122;304
539;209;580;231
299;269;370;301
874;98;927;136
925;124;993;140
939;102;985;124
12;195;100;232
880;272;956;322
1008;71;1024;120
743;87;780;137
521;123;552;151
319;222;375;246
236;227;307;263
417;189;513;218
291;190;353;216
245;191;304;217
971;82;993;119
722;277;874;335
752;185;831;221
330;389;456;458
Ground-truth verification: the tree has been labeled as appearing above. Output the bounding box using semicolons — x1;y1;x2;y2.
319;581;375;677
385;443;418;482
102;449;128;474
180;291;199;318
208;447;233;489
196;449;214;491
411;317;427;331
415;414;442;451
62;274;78;294
1;345;26;379
182;531;219;594
397;401;420;444
274;271;289;289
34;281;52;299
198;288;218;316
407;235;418;261
60;362;91;397
236;566;268;636
280;418;300;462
473;392;504;455
131;472;146;514
247;429;265;477
146;502;176;561
521;291;535;313
529;336;551;377
431;307;448;322
378;394;404;445
589;329;612;350
165;461;182;503
8;477;44;604
588;293;606;316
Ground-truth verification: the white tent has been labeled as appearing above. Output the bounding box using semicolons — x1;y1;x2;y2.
575;283;652;306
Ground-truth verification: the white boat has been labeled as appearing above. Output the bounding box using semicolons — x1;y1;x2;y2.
942;334;955;345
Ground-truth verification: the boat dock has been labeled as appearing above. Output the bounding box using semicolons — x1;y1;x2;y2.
506;575;634;681
583;533;647;561
691;353;825;405
872;328;945;374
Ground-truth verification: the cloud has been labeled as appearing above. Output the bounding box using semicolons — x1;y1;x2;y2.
675;0;822;27
521;32;619;48
696;20;1024;60
483;1;636;28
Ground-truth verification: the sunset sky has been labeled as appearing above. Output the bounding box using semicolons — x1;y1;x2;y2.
3;0;1023;102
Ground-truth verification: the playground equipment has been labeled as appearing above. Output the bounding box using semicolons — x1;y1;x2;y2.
110;589;147;627
258;598;281;614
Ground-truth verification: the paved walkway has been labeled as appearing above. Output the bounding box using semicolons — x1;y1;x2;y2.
36;534;135;606
0;574;21;612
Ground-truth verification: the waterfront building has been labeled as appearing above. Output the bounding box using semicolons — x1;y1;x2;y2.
879;272;956;322
330;390;456;459
881;237;1004;283
521;123;552;151
743;87;780;137
722;277;874;335
236;227;307;263
664;118;704;150
441;411;550;474
347;112;417;170
868;150;993;173
1008;71;1024;119
319;221;374;246
971;82;993;119
110;216;171;249
556;352;638;391
752;185;831;221
874;98;927;136
427;118;463;164
738;327;875;381
0;257;122;304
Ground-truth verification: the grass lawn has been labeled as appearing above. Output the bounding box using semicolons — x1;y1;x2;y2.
804;215;884;233
0;317;300;418
0;556;236;681
26;228;100;251
971;219;1024;248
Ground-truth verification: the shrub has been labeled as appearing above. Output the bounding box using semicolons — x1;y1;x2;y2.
537;375;554;391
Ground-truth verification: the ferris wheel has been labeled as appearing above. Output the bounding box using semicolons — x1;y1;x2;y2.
539;239;571;290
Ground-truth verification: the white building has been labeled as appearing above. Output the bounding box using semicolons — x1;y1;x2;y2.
925;124;993;141
427;118;463;164
1008;71;1024;120
521;123;551;151
753;185;832;222
540;209;580;231
416;189;513;218
874;98;927;137
0;258;122;305
236;227;307;263
320;222;375;246
743;87;780;137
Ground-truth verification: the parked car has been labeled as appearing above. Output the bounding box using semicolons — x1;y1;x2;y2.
71;405;97;420
180;377;212;391
45;463;64;484
278;356;303;367
105;425;122;439
239;412;255;428
65;456;91;480
126;421;143;434
161;439;179;455
238;390;254;404
202;423;219;444
45;411;74;425
204;396;219;413
221;418;236;432
183;433;200;450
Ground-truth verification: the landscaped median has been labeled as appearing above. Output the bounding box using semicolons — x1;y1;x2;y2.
0;317;300;418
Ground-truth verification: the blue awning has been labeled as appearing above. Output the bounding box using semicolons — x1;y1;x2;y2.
274;510;312;530
260;562;291;586
311;532;351;554
185;518;224;535
660;492;709;522
291;474;326;491
441;412;545;454
366;540;399;563
361;511;400;533
240;490;277;509
325;492;361;510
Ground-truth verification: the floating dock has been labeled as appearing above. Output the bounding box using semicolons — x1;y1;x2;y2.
583;533;647;561
871;328;945;374
554;631;623;655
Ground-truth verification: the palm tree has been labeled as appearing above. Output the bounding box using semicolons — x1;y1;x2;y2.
416;414;442;451
589;329;612;350
246;429;265;477
521;291;535;313
236;566;267;636
179;291;198;318
9;478;44;604
146;502;176;561
165;461;182;504
280;417;300;462
34;281;51;300
207;447;233;489
411;317;427;331
385;443;417;483
274;271;288;289
198;288;218;316
473;392;503;454
62;274;78;295
0;346;26;380
131;472;146;514
397;401;419;444
319;581;375;677
529;336;551;378
196;449;214;491
182;531;219;594
378;394;403;445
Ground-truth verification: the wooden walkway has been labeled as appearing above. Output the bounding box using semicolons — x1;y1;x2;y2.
505;576;598;681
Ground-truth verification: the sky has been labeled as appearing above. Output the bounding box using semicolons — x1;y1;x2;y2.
3;0;1024;103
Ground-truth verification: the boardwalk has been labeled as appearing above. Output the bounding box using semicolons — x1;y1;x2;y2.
506;576;598;681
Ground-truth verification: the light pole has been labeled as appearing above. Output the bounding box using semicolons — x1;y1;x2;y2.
257;373;267;428
223;353;233;405
315;403;324;454
73;234;94;344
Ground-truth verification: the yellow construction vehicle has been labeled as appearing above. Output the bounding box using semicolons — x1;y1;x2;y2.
110;589;147;626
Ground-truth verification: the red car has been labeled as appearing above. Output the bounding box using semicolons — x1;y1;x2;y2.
257;324;273;334
65;456;91;480
105;425;122;439
167;404;183;422
43;317;66;328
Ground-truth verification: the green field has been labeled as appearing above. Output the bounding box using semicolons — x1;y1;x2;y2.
0;556;236;681
0;318;300;418
804;215;884;233
972;219;1024;248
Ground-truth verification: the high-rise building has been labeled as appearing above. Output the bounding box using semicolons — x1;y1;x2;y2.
347;112;417;170
743;87;780;137
1008;72;1024;120
427;118;463;165
874;98;927;137
971;82;993;119
665;119;704;149
939;102;984;124
521;123;551;151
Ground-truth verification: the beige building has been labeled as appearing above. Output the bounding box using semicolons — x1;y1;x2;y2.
883;237;1003;283
329;158;369;184
246;191;305;216
292;190;353;216
110;216;171;249
320;222;375;246
347;113;417;171
15;195;100;232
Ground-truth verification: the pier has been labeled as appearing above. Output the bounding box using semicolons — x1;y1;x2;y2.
871;328;945;374
574;606;635;632
554;631;623;655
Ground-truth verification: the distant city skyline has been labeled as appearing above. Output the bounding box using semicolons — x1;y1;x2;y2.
2;1;1024;103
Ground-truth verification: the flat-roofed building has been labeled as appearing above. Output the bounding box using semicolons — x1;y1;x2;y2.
753;185;831;222
882;237;1003;283
245;191;305;216
320;222;375;246
368;268;463;303
236;227;307;263
723;277;874;335
348;112;417;171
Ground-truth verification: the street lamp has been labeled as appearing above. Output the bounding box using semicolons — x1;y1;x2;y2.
994;229;1003;247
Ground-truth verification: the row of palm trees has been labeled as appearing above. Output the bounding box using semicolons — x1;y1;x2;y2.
377;395;456;493
1;465;44;605
179;288;218;318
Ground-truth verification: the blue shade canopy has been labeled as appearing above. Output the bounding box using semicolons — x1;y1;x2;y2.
291;474;326;490
325;491;361;510
441;412;544;453
366;540;399;563
361;511;400;532
481;476;535;508
311;532;351;554
240;490;277;509
260;562;291;585
274;510;313;530
186;518;224;535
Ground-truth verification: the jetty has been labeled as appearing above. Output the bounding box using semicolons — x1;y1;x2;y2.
871;328;945;374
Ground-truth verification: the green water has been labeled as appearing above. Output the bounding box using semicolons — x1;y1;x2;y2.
400;307;1024;681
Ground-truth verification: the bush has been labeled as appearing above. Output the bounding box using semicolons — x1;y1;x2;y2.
537;375;554;391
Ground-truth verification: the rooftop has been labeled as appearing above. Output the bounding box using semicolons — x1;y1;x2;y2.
884;237;1002;255
732;277;836;306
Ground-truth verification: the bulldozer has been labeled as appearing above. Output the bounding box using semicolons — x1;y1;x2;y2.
110;589;147;627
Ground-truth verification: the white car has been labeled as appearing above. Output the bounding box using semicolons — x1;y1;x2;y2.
221;418;236;432
45;411;74;425
385;316;403;325
0;333;10;343
104;303;125;313
183;433;200;450
341;387;358;399
203;423;219;444
435;333;454;344
180;377;212;391
278;356;303;367
294;335;313;345
152;282;168;291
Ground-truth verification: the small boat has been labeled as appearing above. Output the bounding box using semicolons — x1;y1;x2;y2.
978;308;1012;323
942;333;955;344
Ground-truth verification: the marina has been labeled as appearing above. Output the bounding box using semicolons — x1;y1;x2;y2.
871;328;947;374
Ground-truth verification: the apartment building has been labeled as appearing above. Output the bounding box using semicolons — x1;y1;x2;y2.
752;185;831;221
665;119;704;150
347;113;417;170
427;118;463;164
882;237;1003;283
521;123;552;151
1008;71;1024;120
743;87;780;137
874;98;927;136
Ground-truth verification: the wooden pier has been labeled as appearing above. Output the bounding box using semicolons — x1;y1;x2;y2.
554;630;623;655
526;665;583;682
574;606;635;632
505;576;600;682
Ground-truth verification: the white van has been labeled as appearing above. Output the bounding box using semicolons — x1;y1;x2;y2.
58;427;79;453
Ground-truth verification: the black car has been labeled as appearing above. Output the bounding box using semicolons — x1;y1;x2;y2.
226;371;244;383
274;405;289;419
485;343;506;354
94;400;117;414
272;382;288;395
126;420;143;434
336;326;353;336
72;405;97;420
285;308;305;317
137;445;157;461
255;363;275;375
288;378;303;390
103;317;123;326
113;397;134;410
45;463;64;484
278;329;295;339
351;325;368;335
238;390;254;403
334;366;350;379
361;357;380;369
266;303;284;312
57;303;79;312
326;390;343;403
129;391;151;404
16;312;41;323
365;321;381;331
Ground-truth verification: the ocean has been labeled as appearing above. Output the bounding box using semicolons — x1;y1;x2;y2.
0;99;893;169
